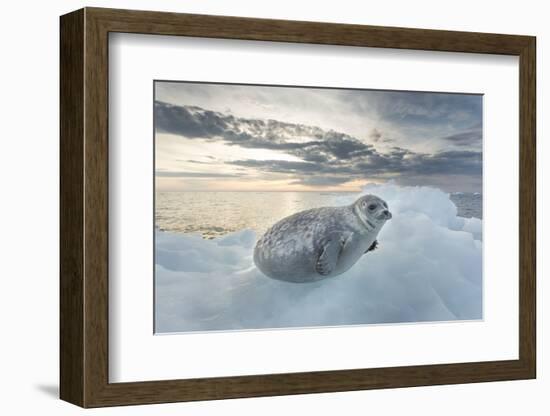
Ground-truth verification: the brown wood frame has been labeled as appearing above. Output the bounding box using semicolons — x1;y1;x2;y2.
60;7;536;408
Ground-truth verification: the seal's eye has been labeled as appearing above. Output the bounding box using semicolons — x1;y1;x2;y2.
368;204;377;211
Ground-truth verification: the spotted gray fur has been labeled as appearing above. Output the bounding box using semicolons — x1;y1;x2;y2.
254;194;392;283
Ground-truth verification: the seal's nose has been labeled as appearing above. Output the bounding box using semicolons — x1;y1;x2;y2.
383;209;392;219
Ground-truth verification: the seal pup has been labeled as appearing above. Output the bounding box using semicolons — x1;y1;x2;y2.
254;194;392;283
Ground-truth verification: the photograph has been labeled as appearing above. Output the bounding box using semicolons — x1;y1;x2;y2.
154;81;483;334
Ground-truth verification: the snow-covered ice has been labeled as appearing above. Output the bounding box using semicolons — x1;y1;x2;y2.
155;183;482;333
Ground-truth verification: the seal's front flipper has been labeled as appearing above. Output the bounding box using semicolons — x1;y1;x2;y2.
365;240;378;253
315;234;345;276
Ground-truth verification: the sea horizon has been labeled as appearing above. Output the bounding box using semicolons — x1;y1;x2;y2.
155;189;482;239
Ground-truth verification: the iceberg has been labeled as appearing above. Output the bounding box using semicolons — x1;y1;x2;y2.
155;184;482;333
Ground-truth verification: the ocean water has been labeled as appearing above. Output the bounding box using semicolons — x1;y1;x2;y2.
156;190;482;239
450;192;482;219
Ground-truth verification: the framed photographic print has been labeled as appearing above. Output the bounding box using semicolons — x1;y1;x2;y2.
60;7;536;408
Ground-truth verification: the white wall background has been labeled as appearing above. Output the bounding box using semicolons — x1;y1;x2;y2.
0;0;545;414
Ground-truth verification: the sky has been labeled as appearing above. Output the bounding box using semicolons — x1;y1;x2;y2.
154;81;482;193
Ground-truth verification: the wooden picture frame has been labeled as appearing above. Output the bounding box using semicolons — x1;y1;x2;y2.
60;7;536;408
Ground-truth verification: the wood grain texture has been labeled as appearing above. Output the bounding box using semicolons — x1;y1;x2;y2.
88;7;532;54
59;8;84;407
518;38;536;375
83;10;110;406
59;7;537;408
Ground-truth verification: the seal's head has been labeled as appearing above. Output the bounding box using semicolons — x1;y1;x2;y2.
353;194;392;230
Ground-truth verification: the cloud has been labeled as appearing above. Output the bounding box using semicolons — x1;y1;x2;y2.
368;128;393;144
155;101;482;191
369;128;382;142
155;171;242;178
441;130;482;147
229;148;481;186
291;176;354;186
227;159;321;174
412;151;482;175
344;90;482;127
155;101;375;161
